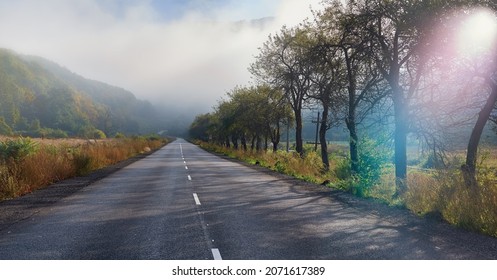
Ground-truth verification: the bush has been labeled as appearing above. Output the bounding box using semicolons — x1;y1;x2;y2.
0;137;38;162
114;132;125;138
39;128;69;138
350;137;393;196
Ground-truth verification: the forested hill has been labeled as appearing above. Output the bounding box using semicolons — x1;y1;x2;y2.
0;48;163;138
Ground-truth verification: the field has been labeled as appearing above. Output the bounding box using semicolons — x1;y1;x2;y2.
0;136;168;200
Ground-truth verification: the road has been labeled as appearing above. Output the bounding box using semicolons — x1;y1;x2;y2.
0;139;496;259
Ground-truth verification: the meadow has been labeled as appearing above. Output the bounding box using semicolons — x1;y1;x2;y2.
199;141;497;238
0;136;167;200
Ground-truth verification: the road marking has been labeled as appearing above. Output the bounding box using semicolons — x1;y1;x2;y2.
193;193;201;205
211;248;222;260
185;166;188;170
184;161;186;164
188;175;192;181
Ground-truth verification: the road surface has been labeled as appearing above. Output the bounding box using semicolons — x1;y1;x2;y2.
0;139;496;259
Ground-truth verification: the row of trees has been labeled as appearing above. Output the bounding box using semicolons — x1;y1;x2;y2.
190;0;497;196
189;84;293;151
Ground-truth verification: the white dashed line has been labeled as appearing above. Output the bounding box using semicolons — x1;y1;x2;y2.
211;248;222;260
185;166;188;170
187;175;192;181
193;193;201;205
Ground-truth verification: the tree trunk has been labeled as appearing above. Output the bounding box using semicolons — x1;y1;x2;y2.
346;115;359;175
256;135;262;151
393;92;408;196
344;51;359;174
319;105;330;170
241;134;247;151
271;122;281;152
231;135;239;150
225;136;231;148
295;108;304;157
463;83;497;188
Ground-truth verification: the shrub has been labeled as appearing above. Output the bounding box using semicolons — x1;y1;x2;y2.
38;128;69;138
0;137;38;162
114;132;125;138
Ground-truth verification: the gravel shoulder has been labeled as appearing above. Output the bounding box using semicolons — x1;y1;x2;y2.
0;151;157;231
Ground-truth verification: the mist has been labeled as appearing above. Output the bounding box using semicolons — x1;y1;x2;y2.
0;0;322;116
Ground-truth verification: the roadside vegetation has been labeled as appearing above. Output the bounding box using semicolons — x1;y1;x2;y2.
190;0;497;237
0;136;168;200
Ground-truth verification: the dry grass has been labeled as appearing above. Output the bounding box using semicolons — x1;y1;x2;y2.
0;137;167;200
199;142;335;184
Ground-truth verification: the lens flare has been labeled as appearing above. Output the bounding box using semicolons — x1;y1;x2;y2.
457;8;497;57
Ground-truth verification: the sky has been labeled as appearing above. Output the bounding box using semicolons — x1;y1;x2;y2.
0;0;323;113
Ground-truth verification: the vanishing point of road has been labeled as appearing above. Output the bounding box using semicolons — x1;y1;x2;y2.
1;139;496;259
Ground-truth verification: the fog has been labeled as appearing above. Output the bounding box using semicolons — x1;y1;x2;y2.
0;0;322;114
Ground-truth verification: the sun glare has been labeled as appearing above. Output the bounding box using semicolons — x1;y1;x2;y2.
457;8;497;57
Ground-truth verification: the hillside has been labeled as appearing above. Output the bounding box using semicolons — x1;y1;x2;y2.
0;48;163;138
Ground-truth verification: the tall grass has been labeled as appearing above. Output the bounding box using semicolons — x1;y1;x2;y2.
402;163;497;237
199;141;335;184
0;137;167;200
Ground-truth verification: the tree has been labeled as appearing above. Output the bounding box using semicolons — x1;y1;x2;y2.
306;19;347;170
189;113;216;142
220;85;293;151
456;6;497;187
314;1;385;174
419;1;497;186
347;0;434;196
250;26;313;157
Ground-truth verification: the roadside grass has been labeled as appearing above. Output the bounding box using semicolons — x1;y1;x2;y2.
0;136;168;200
199;141;336;184
197;141;497;237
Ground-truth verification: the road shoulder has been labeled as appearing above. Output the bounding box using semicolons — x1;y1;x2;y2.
0;150;159;231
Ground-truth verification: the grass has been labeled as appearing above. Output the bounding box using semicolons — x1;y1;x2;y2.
0;136;168;200
198;140;497;238
199;141;336;184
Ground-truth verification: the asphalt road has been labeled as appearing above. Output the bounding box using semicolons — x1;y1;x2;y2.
1;139;497;259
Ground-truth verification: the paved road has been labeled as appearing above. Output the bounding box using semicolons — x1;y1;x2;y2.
1;139;497;259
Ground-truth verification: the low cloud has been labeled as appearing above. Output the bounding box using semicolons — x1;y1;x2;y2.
0;0;321;112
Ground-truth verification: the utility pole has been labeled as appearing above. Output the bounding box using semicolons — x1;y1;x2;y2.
312;111;320;152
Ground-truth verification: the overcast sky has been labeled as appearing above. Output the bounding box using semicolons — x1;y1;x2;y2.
0;0;322;112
